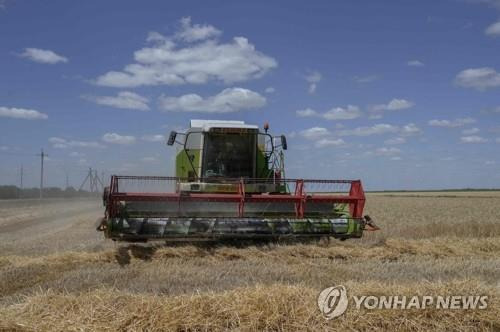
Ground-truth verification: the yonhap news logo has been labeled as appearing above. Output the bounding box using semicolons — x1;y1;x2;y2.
317;285;488;320
317;285;349;319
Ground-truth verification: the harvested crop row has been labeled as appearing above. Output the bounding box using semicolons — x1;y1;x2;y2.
0;280;497;332
2;236;500;270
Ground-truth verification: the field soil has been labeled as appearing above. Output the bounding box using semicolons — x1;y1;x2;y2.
0;194;499;331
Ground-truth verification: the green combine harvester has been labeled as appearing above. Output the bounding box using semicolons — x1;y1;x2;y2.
98;120;378;242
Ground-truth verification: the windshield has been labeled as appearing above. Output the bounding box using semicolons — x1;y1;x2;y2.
202;132;256;178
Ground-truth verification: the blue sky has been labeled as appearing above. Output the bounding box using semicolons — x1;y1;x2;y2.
1;0;499;190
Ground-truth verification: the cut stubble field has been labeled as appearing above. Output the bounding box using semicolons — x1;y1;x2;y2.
0;193;499;331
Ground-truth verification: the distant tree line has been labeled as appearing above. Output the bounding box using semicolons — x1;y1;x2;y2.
0;185;100;199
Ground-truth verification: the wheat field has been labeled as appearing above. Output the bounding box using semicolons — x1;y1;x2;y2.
0;194;499;331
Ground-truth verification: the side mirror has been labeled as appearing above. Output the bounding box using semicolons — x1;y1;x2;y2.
280;135;287;150
167;131;177;146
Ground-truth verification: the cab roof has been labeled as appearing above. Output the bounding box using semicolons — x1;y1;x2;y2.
190;119;259;131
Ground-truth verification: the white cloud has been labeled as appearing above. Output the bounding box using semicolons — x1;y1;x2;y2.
48;137;66;144
298;127;344;147
400;123;422;136
20;48;68;64
176;17;221;42
158;87;266;113
265;87;275;94
296;105;361;120
455;67;500;90
371;98;415;112
142;134;165;142
407;60;424;67
296;108;318;117
384;137;406;145
462;127;480;135
146;31;169;43
102;133;136;145
338;123;419;137
428;117;476;128
460;135;488;143
323;105;362;120
352;75;378;83
315;138;345;148
305;71;322;94
369;98;414;118
481;106;500;114
95;19;277;87
300;127;330;140
496;138;500;143
0;106;48;120
485;21;500;36
390;156;402;161
337;124;399;136
466;0;500;10
374;147;401;156
49;137;104;149
84;91;149;111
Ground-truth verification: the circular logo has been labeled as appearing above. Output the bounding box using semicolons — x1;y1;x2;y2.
317;285;348;319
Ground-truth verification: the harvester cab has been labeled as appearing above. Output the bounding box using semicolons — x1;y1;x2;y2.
167;120;287;194
98;120;378;242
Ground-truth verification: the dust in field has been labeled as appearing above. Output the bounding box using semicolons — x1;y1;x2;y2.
0;198;112;256
0;194;499;331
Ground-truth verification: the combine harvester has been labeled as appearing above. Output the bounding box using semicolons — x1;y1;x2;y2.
98;120;378;242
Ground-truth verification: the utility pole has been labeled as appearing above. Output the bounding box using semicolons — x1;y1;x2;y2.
37;149;47;199
20;165;23;190
19;165;23;199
